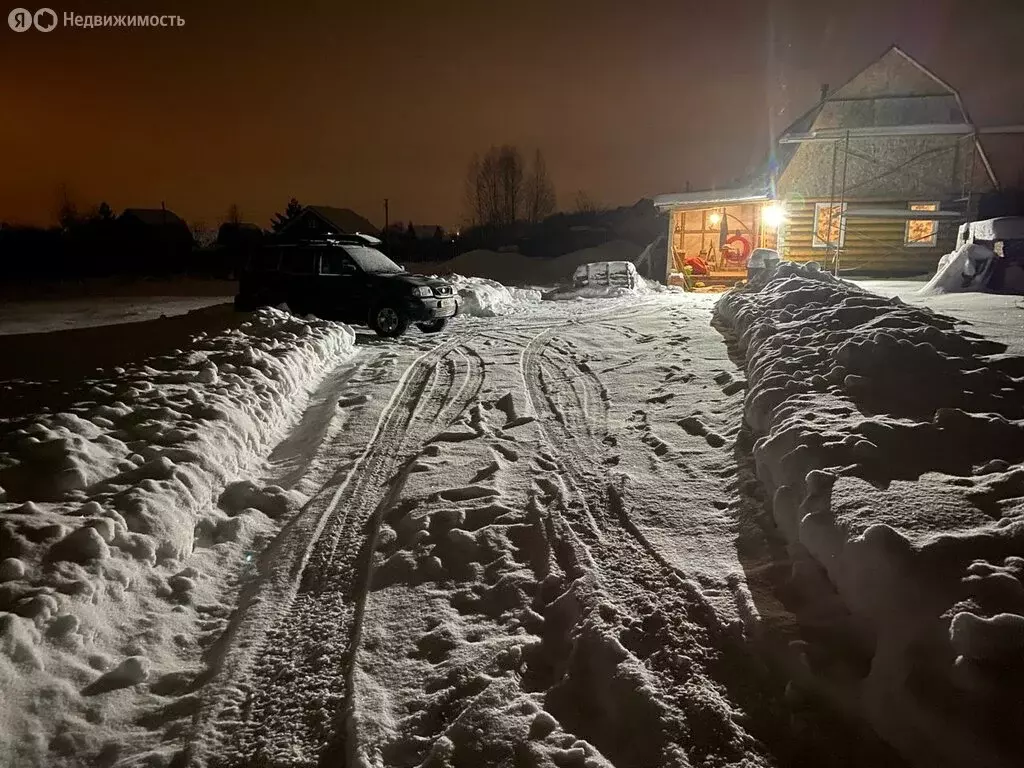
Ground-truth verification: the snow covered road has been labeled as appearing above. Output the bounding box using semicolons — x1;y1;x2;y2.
173;295;897;768
2;292;918;768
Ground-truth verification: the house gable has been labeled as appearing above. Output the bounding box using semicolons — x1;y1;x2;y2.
830;46;955;100
776;46;996;201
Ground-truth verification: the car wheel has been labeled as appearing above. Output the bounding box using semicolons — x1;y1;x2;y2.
416;319;448;334
370;304;409;338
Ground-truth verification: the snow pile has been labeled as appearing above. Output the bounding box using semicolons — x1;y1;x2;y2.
716;263;1024;767
918;242;998;295
448;274;542;317
416;240;644;286
548;278;657;301
0;308;354;766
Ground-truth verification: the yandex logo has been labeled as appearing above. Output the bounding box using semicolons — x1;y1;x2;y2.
7;7;185;30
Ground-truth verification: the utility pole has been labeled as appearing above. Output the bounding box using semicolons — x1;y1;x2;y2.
383;198;389;254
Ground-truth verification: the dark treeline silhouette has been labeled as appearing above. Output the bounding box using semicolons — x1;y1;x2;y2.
0;202;237;282
380;222;455;264
453;144;666;261
1;190;670;285
455;199;665;260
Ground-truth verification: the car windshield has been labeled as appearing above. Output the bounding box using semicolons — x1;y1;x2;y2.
342;245;404;274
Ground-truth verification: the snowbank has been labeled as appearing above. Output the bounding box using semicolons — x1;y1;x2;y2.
0;308;355;765
448;275;541;317
547;282;656;301
547;274;664;301
918;242;998;295
415;240;643;287
716;264;1024;768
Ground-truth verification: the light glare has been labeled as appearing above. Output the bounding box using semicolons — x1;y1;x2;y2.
762;204;784;228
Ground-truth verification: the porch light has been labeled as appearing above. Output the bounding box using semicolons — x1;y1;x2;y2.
708;212;722;225
761;204;784;228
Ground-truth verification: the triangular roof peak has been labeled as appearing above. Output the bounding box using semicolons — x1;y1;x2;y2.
828;45;958;100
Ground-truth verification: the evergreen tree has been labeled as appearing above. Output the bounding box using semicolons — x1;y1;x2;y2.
271;198;303;232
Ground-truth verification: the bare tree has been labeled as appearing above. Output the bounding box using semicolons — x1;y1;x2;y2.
524;149;556;223
463;153;484;227
496;145;524;227
573;189;599;214
224;204;242;225
55;183;79;230
464;145;526;229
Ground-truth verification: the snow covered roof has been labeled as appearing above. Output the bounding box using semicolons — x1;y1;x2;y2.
968;217;1024;242
308;205;377;235
652;187;771;210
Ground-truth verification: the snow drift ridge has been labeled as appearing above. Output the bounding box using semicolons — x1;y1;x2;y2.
716;263;1024;768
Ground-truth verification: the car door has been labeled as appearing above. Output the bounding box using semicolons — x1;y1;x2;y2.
280;248;318;311
318;248;361;321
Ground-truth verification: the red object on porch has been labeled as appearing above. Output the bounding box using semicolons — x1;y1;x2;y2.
722;234;752;267
684;255;709;275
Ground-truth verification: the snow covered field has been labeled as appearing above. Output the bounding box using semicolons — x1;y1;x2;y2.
0;296;232;336
2;272;1019;767
855;279;1024;356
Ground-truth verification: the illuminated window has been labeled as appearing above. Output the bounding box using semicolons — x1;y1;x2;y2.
812;202;846;248
906;202;939;247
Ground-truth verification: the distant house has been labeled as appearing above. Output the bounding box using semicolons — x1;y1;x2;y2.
410;225;446;240
276;205;378;242
655;46;1002;279
216;221;264;250
117;207;195;262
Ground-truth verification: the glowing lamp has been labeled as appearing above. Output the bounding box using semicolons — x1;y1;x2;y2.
761;204;784;228
708;212;722;226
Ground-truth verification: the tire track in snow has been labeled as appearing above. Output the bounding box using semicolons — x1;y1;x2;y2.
186;332;482;767
520;320;778;767
435;344;485;429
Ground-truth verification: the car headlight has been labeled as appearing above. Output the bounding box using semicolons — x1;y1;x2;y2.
412;286;433;297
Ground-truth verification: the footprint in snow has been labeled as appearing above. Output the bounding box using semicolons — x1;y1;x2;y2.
435;485;500;502
678;415;726;448
338;393;370;408
470;461;500;483
646;392;674;404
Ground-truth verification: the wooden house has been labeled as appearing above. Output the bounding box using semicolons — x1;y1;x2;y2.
654;46;1000;281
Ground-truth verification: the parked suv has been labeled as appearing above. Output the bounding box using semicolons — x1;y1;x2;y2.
234;235;459;337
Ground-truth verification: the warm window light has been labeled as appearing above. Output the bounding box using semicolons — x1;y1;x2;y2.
761;204;784;228
708;212;722;226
